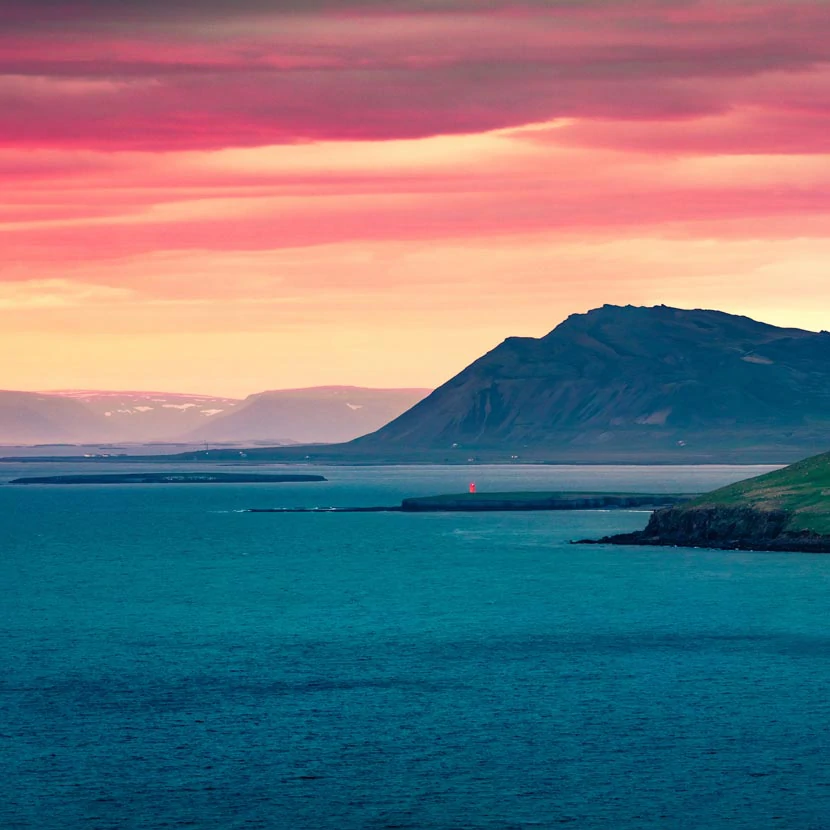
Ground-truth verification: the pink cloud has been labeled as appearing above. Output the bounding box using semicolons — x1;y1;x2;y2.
0;1;828;150
537;106;830;156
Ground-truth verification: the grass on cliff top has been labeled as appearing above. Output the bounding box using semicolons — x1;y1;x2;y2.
689;450;830;535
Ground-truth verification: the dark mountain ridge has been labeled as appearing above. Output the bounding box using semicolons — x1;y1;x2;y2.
351;304;830;459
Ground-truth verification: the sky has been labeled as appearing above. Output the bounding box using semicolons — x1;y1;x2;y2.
2;0;829;396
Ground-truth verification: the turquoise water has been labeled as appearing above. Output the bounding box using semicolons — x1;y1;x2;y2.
3;464;830;829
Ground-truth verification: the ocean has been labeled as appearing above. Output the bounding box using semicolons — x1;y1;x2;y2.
3;463;830;829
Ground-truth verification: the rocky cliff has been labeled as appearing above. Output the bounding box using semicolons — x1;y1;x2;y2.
592;505;830;553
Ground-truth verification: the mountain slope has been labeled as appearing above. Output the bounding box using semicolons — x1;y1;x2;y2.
0;391;108;444
184;387;431;444
353;305;830;458
50;391;242;442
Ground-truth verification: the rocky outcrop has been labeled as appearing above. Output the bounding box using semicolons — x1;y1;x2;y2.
588;505;830;553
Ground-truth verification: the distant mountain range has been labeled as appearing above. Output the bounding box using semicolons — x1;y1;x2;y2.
0;391;108;446
47;391;242;443
0;387;430;446
350;305;830;461
186;387;430;444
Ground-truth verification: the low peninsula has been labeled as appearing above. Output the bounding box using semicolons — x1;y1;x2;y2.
249;491;692;513
584;450;830;553
400;492;691;512
9;472;327;485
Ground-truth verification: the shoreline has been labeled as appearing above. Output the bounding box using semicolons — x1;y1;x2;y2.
578;504;830;554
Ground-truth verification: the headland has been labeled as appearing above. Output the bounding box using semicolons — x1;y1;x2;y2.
582;450;830;552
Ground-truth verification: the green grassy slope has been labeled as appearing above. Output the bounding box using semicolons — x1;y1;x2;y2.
689;451;830;534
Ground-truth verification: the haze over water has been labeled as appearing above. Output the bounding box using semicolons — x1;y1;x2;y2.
4;463;830;828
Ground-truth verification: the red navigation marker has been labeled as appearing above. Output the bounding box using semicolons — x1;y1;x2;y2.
469;482;476;494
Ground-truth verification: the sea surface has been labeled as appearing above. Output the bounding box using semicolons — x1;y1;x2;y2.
4;463;830;829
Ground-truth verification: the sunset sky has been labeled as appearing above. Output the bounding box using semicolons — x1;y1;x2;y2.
3;0;829;396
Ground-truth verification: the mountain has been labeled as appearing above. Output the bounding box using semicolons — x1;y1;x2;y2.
351;305;830;461
594;450;830;552
0;387;431;446
0;390;107;444
184;387;431;444
49;391;242;443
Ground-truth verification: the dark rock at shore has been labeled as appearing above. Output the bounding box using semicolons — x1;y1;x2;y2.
583;505;830;553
